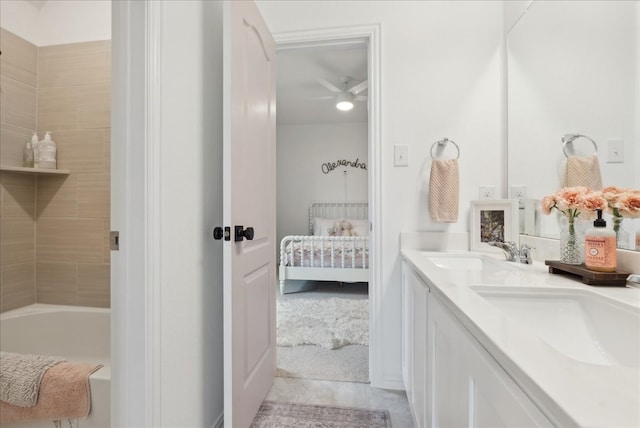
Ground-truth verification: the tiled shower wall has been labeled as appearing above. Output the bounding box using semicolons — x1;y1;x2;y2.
0;29;111;312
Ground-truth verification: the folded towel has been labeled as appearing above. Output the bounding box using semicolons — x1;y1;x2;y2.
0;361;103;424
563;155;602;190
428;159;459;223
0;351;65;407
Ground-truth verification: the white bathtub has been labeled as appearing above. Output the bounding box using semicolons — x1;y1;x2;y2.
0;304;110;428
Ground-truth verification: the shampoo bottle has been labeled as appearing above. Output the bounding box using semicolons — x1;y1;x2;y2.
23;134;35;168
30;132;39;167
584;209;616;272
38;132;57;169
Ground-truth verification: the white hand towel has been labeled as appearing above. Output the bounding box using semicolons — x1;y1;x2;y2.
563;155;602;190
429;159;459;223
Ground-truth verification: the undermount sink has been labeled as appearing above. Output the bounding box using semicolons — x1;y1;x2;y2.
422;253;516;271
470;286;640;368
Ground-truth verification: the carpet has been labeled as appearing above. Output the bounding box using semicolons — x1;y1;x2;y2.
277;344;369;383
250;401;391;428
277;297;368;349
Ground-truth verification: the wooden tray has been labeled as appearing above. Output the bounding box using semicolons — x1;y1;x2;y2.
545;260;629;286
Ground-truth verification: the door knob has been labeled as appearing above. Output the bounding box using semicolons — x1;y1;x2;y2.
235;226;255;241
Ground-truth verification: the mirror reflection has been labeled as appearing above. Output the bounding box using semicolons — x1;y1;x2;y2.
507;0;639;251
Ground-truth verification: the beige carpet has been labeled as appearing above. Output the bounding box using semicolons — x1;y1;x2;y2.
250;401;390;428
277;344;369;383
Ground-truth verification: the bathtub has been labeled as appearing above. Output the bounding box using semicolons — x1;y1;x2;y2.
0;304;110;428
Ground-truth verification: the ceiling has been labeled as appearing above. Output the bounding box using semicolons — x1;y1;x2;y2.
276;44;368;125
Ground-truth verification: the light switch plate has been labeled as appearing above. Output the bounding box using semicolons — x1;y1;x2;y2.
394;145;409;167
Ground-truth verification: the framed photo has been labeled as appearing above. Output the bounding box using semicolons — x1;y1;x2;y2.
469;200;519;253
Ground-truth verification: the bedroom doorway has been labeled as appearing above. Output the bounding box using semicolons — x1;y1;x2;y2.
274;38;372;384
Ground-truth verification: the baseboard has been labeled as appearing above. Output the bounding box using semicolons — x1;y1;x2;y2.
211;411;224;428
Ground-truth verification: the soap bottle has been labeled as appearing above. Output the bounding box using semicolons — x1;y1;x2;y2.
584;209;616;272
38;132;57;169
30;132;39;167
23;134;35;168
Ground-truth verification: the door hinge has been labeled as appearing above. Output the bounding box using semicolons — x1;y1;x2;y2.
110;231;120;250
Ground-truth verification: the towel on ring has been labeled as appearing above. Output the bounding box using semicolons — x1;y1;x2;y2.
428;158;459;223
563;155;602;190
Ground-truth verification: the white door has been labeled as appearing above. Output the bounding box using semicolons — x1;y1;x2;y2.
223;2;277;428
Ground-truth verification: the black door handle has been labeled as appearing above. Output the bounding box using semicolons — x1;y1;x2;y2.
235;226;255;241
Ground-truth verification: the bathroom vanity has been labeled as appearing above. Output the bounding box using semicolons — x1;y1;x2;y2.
401;250;640;428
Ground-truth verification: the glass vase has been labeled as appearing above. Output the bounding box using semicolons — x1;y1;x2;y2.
559;217;582;264
612;216;630;250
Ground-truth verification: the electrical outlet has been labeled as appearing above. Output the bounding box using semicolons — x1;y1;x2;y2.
479;186;496;200
510;185;527;199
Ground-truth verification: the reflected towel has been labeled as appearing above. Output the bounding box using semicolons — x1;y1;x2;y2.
563;155;602;190
0;361;103;424
429;159;459;223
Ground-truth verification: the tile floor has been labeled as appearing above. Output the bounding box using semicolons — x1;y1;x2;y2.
265;377;414;428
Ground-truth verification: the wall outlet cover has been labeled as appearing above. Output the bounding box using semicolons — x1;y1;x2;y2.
479;186;496;200
510;185;527;199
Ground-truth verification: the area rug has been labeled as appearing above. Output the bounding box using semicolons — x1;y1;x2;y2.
277;344;368;383
277;297;368;349
250;401;391;428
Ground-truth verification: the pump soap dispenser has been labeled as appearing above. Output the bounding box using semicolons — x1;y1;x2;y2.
584;209;616;272
38;132;57;169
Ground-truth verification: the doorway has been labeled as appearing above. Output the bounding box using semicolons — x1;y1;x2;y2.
274;26;381;385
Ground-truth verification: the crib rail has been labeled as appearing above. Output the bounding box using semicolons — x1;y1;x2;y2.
280;235;369;269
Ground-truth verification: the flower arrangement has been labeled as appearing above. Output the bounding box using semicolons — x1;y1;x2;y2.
601;186;640;221
541;186;607;264
541;186;606;225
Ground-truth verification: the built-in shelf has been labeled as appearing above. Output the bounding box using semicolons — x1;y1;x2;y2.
0;165;71;175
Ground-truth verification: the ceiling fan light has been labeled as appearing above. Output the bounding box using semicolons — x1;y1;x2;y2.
335;92;354;111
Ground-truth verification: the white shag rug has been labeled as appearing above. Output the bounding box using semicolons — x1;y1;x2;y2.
277;297;368;349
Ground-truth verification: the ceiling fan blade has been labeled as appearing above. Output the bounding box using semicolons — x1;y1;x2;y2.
348;80;368;95
355;95;368;101
317;78;342;94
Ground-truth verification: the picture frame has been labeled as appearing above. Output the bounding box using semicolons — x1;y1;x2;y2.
469;199;519;253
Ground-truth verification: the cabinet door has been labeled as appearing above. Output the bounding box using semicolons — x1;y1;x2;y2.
465;338;553;428
429;296;467;428
402;264;414;405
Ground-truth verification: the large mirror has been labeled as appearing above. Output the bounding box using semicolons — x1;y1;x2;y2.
507;0;639;250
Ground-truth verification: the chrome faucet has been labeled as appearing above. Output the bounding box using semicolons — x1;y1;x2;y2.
488;241;534;264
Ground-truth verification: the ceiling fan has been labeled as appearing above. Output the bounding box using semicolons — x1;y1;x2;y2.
316;77;368;111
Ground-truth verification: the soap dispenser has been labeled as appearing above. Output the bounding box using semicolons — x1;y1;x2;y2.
38;132;57;169
584;209;616;272
23;133;35;168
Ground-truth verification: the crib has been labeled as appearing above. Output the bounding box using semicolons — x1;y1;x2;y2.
279;202;369;294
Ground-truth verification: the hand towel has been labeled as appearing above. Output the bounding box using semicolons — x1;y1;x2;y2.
563;155;602;190
0;361;103;423
428;159;459;223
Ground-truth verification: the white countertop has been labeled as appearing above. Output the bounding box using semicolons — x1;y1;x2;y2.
401;249;640;428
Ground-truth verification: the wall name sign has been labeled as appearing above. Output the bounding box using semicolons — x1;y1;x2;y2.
321;158;367;174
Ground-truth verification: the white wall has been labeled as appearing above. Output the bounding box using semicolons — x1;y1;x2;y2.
277;122;368;244
258;0;504;387
0;0;110;45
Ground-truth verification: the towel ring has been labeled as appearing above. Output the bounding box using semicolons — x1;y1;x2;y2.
430;138;460;160
562;133;597;158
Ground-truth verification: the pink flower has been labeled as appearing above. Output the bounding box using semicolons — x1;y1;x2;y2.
580;191;607;220
540;195;555;215
617;191;640;219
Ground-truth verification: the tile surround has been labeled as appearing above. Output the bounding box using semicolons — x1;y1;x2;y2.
0;29;111;312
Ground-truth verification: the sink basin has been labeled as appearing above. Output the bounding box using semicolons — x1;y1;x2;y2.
422;253;517;272
471;286;640;368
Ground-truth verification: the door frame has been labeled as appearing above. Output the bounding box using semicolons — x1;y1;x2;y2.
274;24;382;385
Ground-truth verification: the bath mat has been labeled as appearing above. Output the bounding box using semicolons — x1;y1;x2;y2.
250;401;391;428
277;297;368;349
0;351;65;407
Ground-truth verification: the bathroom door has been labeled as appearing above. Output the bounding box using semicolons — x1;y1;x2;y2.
222;2;277;428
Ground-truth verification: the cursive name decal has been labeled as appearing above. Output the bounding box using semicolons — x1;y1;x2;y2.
321;158;367;174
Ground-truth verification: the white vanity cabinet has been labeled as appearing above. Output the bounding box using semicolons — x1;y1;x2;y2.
402;262;553;428
401;262;429;428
